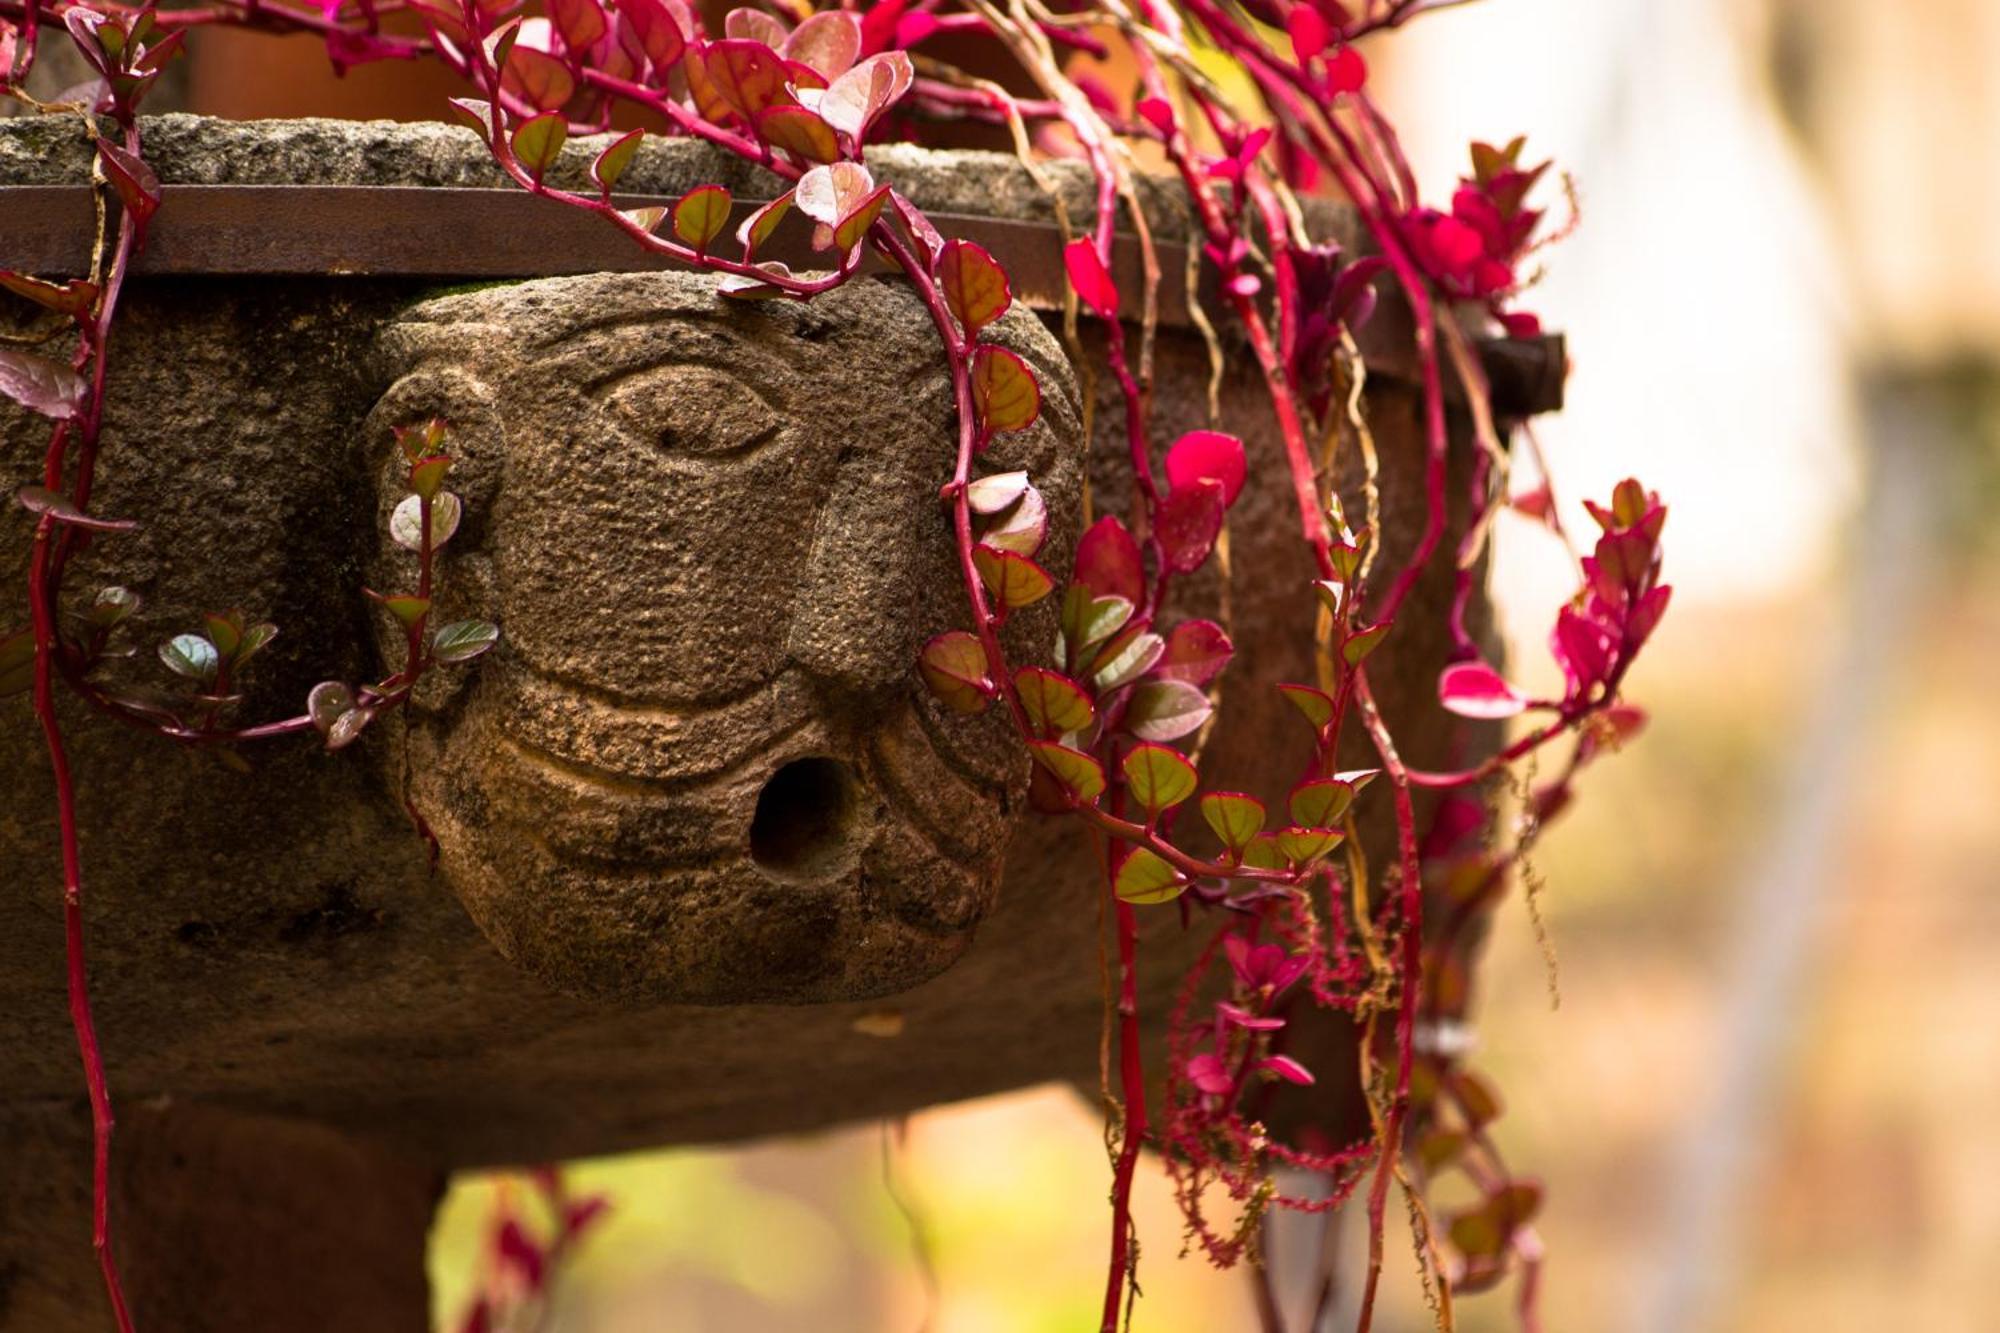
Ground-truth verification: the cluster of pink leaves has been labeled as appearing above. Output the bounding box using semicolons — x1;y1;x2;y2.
1403;136;1556;337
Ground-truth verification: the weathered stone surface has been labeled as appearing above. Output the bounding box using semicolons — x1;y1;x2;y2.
0;116;1499;1330
367;272;1082;1003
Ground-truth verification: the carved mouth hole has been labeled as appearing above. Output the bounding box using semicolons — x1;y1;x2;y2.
749;758;861;882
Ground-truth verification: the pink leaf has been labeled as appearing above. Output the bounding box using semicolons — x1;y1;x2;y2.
1073;514;1143;605
1136;96;1175;137
1185;1051;1234;1096
1063;238;1119;317
1326;44;1367;95
1287;6;1328;60
1164;428;1247;506
1260;1054;1315;1086
1438;660;1527;720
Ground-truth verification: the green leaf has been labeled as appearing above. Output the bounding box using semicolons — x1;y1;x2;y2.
938;239;1011;335
1059;586;1134;664
1121;743;1197;817
1343;621;1391;667
1277;682;1335;730
409;454;451;502
736;191;792;259
972;545;1053;610
831;185;890;253
159;633;219;684
1200;791;1266;856
307;680;353;734
970;344;1040;438
390;492;462;552
1027;740;1105;806
1122;678;1211;742
202;611;244;659
381;595;432;626
1014;666;1093;735
591;127;644;193
620;205;668;234
1288;778;1356;829
1113;846;1186;905
1240;832;1290;871
1276;825;1343;867
1090;628;1164;693
918;630;991;714
672;184;732;251
235;622;277;666
1314;579;1346;619
511;111;568;179
431;619;501;664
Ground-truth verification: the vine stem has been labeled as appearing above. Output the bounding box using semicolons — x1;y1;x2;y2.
25;118;143;1333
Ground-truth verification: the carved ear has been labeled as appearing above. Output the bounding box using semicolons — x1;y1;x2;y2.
362;322;510;716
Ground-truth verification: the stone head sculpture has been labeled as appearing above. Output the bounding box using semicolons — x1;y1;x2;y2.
364;271;1082;1005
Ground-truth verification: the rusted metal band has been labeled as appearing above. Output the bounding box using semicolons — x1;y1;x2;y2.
1;182;1563;414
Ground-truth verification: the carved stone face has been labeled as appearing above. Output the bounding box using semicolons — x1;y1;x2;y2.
367;272;1079;1005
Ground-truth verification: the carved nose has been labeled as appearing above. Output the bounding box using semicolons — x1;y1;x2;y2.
784;443;957;698
747;756;865;883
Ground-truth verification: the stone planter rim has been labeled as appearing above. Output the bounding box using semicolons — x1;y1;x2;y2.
0;114;1565;416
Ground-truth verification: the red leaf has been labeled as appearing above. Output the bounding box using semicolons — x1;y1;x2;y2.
1156;619;1233;687
613;0;686;71
756;104;839;163
785;9;860;78
1155;476;1225;574
550;0;607;54
1073;514;1143;605
501;44;577;112
1287;6;1329;60
1164;429;1247;507
1063;238;1118;317
96;141;160;229
700;38;789;121
1326;44;1368;95
0;349;86;419
1438;660;1527;720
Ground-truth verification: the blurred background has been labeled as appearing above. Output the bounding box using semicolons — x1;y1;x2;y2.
41;0;1999;1327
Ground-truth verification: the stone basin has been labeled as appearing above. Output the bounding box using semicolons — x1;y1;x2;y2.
0;115;1545;1331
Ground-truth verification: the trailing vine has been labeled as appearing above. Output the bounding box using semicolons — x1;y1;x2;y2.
0;2;1671;1330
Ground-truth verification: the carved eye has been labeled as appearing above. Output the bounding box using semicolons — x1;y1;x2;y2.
597;363;784;460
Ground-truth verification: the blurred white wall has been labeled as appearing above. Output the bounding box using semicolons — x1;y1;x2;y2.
1373;0;1857;611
